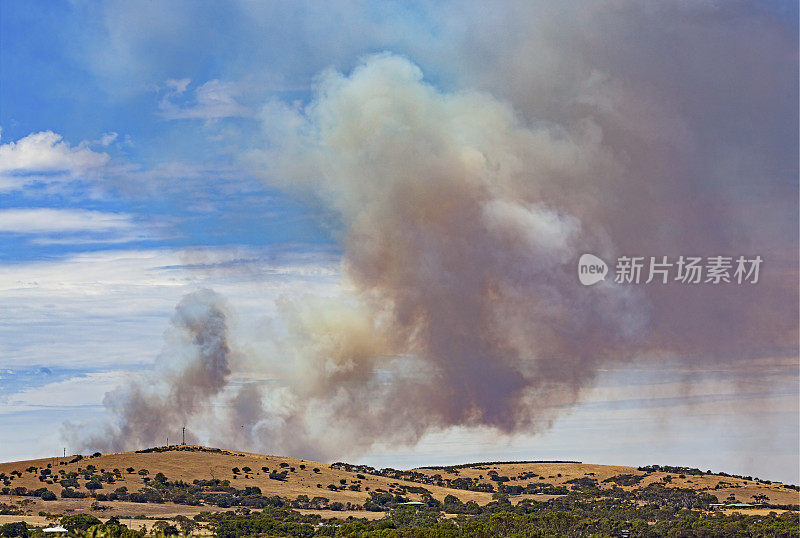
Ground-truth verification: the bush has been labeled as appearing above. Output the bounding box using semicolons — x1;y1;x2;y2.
61;488;87;499
152;521;178;536
61;514;102;532
0;522;27;538
269;470;288;481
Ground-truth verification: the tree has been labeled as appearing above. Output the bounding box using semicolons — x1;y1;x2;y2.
61;514;101;532
173;516;197;534
126;467;134;474
269;470;288;481
0;522;27;538
137;469;149;477
151;521;178;535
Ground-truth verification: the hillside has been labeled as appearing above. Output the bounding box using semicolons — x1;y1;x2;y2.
0;446;797;534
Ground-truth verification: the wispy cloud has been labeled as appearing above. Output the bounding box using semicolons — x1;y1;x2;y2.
0;247;341;370
0;208;134;234
159;79;249;120
1;371;130;414
0;208;162;247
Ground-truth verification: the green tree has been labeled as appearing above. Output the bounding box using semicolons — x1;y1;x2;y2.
61;514;102;532
0;522;27;538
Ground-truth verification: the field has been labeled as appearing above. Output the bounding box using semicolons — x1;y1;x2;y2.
0;446;797;535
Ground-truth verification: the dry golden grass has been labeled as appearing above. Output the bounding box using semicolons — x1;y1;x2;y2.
411;461;799;505
0;447;797;527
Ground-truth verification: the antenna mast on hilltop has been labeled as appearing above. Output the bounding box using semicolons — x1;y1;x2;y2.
182;426;186;445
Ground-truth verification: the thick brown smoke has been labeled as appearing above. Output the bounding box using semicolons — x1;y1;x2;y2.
64;289;231;450
218;54;643;458
71;3;797;459
227;50;795;459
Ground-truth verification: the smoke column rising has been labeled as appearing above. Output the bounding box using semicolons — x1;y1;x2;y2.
64;289;231;450
208;53;648;458
70;3;797;458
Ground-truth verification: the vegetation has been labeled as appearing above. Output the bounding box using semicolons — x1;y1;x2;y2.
49;498;796;537
1;452;797;536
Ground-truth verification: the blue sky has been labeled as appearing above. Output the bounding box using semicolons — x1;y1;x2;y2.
0;1;797;483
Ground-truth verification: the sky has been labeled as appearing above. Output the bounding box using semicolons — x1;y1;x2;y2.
0;1;798;483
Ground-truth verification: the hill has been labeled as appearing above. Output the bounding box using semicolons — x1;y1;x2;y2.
0;446;797;535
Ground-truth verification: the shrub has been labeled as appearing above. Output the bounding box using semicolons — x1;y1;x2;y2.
61;514;101;532
61;488;87;499
269;470;288;481
0;522;27;538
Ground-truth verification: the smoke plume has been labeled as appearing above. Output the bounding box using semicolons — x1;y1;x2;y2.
64;289;231;450
72;3;797;459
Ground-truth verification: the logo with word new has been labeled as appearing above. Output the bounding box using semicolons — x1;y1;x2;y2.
578;254;608;286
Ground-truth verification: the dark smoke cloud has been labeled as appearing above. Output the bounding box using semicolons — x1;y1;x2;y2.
71;2;796;460
234;44;795;458
63;289;231;450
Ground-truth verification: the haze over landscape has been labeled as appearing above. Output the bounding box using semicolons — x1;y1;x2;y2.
0;0;797;490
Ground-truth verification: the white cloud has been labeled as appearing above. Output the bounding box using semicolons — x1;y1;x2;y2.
0;208;135;234
98;132;119;146
159;79;249;120
166;77;191;93
0;131;110;191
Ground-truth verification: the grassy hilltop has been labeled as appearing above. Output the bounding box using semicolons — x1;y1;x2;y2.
0;446;797;536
